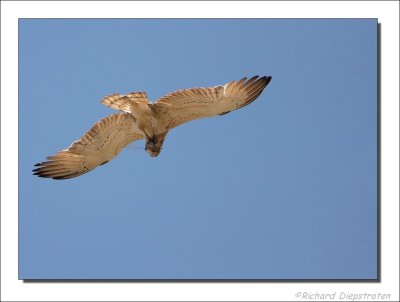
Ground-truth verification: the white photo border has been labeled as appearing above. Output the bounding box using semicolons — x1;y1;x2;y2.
1;1;399;301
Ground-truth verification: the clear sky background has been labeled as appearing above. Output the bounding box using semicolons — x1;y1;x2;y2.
19;19;377;280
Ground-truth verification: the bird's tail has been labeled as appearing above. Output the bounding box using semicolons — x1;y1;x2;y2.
101;92;149;113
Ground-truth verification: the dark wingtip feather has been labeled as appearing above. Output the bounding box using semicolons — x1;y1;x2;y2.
254;76;272;91
33;169;46;177
33;161;57;178
243;76;260;87
257;75;272;84
236;75;272;109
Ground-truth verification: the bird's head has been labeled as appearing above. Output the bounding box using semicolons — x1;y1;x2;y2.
145;134;166;157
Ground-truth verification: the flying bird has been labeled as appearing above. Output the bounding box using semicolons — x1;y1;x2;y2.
33;76;272;179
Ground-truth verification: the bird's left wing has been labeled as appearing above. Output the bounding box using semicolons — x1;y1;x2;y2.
150;76;271;130
33;113;143;179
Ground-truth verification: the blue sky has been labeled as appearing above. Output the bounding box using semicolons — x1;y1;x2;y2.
19;19;377;279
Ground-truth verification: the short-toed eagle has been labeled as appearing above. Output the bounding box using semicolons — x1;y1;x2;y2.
33;76;272;179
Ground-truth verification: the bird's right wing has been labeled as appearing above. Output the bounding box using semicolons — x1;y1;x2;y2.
150;76;271;130
33;113;143;179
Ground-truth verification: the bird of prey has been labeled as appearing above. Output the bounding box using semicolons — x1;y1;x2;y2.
33;76;272;179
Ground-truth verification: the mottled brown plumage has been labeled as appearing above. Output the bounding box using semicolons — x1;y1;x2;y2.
33;76;272;179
